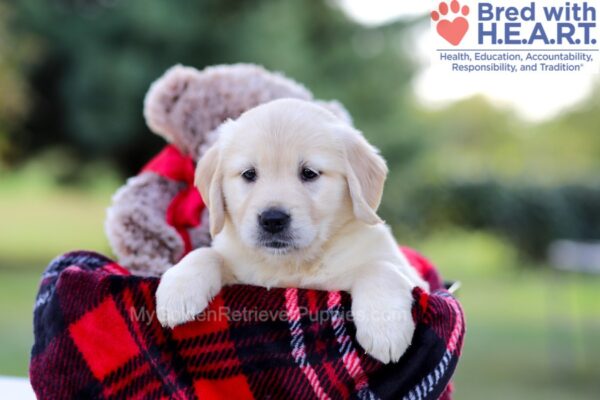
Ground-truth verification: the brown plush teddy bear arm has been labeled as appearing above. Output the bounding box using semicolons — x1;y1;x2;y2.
105;173;189;276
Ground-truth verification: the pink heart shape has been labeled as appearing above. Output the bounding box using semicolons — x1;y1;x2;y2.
437;17;469;46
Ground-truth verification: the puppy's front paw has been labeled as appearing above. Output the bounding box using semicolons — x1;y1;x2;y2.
155;250;222;328
156;275;210;328
352;290;415;364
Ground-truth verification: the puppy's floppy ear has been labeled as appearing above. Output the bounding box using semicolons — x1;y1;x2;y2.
341;127;388;225
195;144;225;237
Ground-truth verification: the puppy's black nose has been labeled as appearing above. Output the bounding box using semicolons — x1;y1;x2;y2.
259;208;290;234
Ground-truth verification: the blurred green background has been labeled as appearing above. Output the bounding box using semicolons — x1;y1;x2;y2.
0;1;599;398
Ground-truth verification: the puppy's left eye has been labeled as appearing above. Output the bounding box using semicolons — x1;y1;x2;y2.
241;168;257;182
300;167;320;182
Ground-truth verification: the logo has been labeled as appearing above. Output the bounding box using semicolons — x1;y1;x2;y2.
431;0;471;46
430;0;600;75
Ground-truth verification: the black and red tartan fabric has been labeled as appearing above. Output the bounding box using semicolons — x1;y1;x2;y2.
30;247;464;400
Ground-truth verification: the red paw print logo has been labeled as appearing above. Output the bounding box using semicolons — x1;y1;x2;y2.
431;0;470;46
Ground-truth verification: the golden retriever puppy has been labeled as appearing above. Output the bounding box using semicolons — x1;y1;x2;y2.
156;98;429;363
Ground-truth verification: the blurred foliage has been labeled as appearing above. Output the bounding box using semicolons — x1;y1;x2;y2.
4;0;417;174
2;0;600;263
406;182;600;259
380;96;600;259
413;96;600;184
0;2;37;160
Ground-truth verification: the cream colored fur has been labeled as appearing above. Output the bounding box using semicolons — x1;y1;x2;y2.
156;99;428;364
106;64;351;275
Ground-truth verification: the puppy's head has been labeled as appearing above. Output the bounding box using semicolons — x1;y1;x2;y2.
196;98;387;257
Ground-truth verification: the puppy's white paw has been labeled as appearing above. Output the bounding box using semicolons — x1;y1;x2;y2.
155;274;211;328
353;293;415;364
351;264;417;364
155;249;222;328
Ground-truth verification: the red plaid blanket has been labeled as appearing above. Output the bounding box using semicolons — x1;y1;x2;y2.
30;249;464;399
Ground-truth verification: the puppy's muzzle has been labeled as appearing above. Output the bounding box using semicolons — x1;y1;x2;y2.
258;208;291;234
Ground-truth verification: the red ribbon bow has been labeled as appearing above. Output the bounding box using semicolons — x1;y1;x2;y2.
141;145;205;257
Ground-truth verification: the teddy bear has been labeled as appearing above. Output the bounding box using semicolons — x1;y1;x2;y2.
105;63;351;276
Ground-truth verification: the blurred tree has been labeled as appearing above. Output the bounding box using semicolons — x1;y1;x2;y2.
405;181;600;260
407;94;600;186
8;0;418;175
385;95;600;260
0;2;36;164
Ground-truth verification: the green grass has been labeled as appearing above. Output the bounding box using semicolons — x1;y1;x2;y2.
415;229;600;400
0;269;40;376
0;160;116;266
0;164;117;376
0;168;599;399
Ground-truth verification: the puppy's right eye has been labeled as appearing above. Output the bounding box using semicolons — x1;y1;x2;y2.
300;167;319;182
241;168;257;182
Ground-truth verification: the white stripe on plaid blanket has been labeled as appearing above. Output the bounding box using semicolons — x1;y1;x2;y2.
284;288;331;400
403;350;452;400
404;292;462;400
326;291;379;400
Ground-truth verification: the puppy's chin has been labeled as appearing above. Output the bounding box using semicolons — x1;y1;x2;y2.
255;232;301;255
259;240;296;255
238;224;319;256
255;233;319;256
